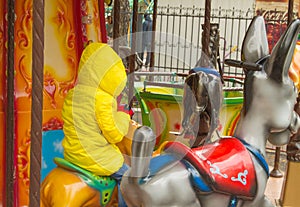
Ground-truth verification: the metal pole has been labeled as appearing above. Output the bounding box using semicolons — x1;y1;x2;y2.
5;0;15;206
270;147;283;177
149;0;157;72
202;0;211;57
128;0;138;106
288;0;294;26
113;0;120;54
29;0;44;205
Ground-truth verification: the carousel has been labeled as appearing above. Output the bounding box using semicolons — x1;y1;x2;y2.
1;0;300;206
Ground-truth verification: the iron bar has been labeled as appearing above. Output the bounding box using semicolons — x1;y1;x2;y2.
157;2;163;72
288;0;294;25
183;8;188;68
113;0;120;53
29;0;44;205
236;10;241;61
163;5;170;72
270;146;284;178
5;0;15;206
170;6;176;69
229;9;236;76
196;11;201;63
128;0;138;107
150;0;157;72
202;0;211;58
176;5;183;72
135;72;178;76
189;6;195;67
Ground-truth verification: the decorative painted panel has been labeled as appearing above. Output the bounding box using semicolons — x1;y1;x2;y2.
11;0;107;206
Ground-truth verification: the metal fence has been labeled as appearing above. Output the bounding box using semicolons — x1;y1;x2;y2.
153;6;292;81
106;5;292;84
154;6;253;75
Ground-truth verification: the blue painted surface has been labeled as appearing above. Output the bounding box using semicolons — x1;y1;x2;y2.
41;130;64;182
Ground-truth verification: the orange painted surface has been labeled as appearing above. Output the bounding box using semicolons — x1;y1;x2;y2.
289;41;300;91
14;1;79;205
0;113;4;206
0;0;4;112
16;110;63;206
15;0;80;112
0;0;106;206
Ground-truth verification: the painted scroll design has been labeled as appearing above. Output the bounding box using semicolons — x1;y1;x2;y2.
17;0;78;109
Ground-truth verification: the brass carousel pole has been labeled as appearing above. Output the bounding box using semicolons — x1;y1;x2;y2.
288;0;294;25
113;0;120;54
128;0;138;106
202;0;211;58
6;0;15;206
29;0;44;206
199;0;211;67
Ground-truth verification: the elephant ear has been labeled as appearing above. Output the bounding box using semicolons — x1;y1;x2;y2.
266;19;300;83
241;16;269;63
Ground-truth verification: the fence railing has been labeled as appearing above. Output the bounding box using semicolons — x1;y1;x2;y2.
106;6;293;83
154;6;255;76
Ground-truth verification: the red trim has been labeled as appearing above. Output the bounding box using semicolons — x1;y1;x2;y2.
227;112;240;136
98;0;107;43
164;139;257;199
73;0;85;58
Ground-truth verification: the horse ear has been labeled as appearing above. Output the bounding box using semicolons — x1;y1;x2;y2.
241;16;269;63
266;19;300;83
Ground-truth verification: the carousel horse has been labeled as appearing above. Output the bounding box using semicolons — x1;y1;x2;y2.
120;16;300;207
40;120;139;207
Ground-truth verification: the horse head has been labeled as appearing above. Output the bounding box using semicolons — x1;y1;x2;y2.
181;68;223;147
234;18;300;151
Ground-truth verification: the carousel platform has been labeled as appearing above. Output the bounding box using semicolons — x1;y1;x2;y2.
265;172;284;206
265;145;287;207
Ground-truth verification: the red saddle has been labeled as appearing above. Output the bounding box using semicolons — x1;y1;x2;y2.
163;138;257;200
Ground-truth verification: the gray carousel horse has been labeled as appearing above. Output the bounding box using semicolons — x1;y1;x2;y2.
120;16;300;207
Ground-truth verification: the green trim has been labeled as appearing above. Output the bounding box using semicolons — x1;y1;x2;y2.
223;97;244;105
139;91;243;105
54;157;116;207
134;89;151;126
136;90;243;126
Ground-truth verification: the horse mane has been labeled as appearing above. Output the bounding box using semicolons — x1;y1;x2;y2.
182;71;223;146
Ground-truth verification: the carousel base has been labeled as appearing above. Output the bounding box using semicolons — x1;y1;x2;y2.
281;161;300;207
265;147;287;207
265;175;284;207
